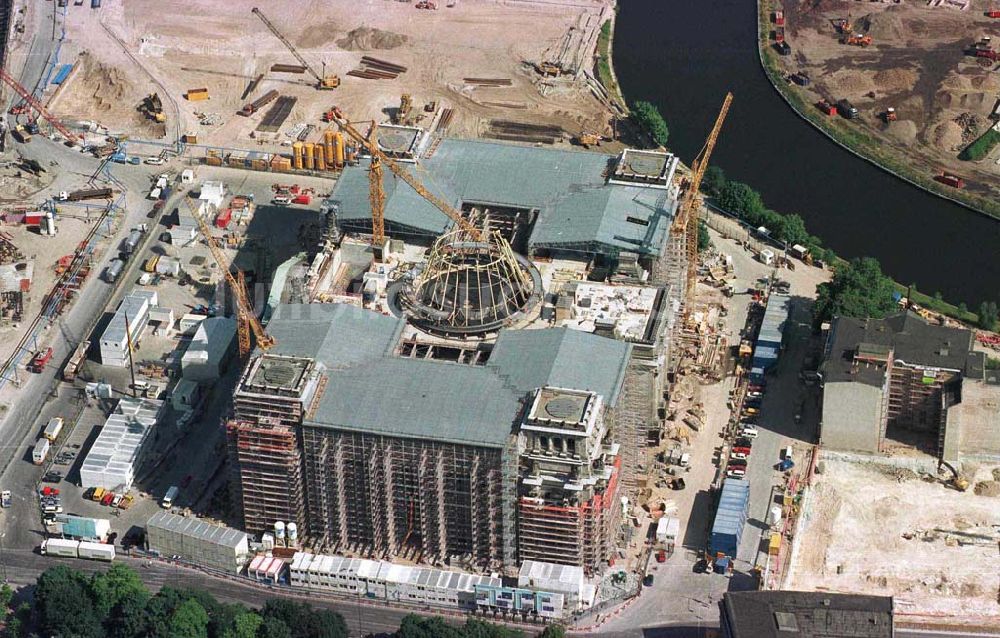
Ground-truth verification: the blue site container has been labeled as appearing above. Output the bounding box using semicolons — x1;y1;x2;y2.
51;64;73;85
91;0;101;8
710;478;750;559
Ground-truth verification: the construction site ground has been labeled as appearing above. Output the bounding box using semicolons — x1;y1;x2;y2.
774;0;1000;203
49;0;617;153
594;221;831;632
786;458;1000;624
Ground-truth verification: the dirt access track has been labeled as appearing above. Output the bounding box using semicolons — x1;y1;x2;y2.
50;0;615;151
773;0;1000;206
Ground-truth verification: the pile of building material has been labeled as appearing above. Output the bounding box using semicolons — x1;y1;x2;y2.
463;78;512;87
485;119;563;144
346;56;408;80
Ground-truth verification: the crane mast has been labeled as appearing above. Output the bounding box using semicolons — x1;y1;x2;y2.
0;68;81;144
672;92;733;303
333;115;482;239
367;122;387;248
185;197;275;357
251;8;339;89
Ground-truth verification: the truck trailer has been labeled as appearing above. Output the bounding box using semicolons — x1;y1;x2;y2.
43;417;64;442
33;438;51;465
40;538;115;562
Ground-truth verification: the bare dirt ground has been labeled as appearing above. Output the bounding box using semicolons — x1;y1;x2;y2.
777;0;1000;199
51;0;615;150
786;458;1000;622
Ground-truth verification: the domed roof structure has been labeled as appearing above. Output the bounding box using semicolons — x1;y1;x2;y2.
398;228;542;335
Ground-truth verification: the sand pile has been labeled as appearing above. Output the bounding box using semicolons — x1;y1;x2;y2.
80;56;130;113
932;120;965;151
873;68;918;93
337;26;408;51
974;480;1000;497
887;120;918;146
858;8;906;40
829;69;875;95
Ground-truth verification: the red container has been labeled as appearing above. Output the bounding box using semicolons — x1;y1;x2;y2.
215;208;232;228
292;194;311;205
774;10;785;26
775;27;785;43
937;174;965;189
988;10;1000;17
24;213;44;226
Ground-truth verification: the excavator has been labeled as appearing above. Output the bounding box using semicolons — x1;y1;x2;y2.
940;460;969;492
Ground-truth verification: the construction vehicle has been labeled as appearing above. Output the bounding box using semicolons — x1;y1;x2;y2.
28;347;54;373
835;13;852;34
1;69;81;145
415;1;438;8
881;107;897;123
139;93;166;123
573;132;601;148
940;461;969;491
252;8;340;90
11;125;31;144
842;33;872;47
535;61;562;77
184;196;275;358
395;93;413;125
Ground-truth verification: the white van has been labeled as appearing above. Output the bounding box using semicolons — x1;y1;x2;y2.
161;485;179;508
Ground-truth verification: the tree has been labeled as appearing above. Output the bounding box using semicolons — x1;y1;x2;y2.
777;213;809;247
814;257;898;324
258;617;293;638
394;615;464;638
463;618;523;638
978;301;999;331
697;219;711;252
222;611;263;638
630;100;669;147
701;165;726;197
536;626;566;638
35;566;105;638
716;181;764;219
167;599;210;638
106;590;150;638
91;564;149;618
0;583;13;618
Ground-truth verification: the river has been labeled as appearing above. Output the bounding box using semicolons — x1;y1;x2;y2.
612;0;1000;308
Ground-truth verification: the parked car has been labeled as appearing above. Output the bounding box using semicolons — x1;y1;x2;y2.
728;458;748;468
111;494;124;508
655;550;667;563
145;157;164;165
740;425;759;438
39;486;59;497
42;472;62;484
101;492;115;506
735;437;754;449
643;574;655;587
726;468;746;478
731;451;748;461
732;446;752;455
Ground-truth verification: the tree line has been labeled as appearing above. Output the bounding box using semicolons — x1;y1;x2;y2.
0;566;566;638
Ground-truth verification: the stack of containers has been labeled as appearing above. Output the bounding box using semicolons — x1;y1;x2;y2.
709;478;750;560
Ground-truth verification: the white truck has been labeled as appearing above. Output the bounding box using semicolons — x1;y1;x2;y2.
655;516;680;553
43;417;64;442
40;539;115;562
1;490;10;508
32;438;51;465
161;485;179;508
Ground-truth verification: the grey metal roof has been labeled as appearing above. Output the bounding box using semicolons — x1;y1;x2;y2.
488;327;632;407
146;510;247;549
326;138;677;255
721;591;894;638
310;358;524;448
266;303;405;368
269;304;633;446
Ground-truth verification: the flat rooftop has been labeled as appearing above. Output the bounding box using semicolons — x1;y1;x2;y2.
558;281;660;343
375;124;422;157
609;149;677;189
326;138;679;256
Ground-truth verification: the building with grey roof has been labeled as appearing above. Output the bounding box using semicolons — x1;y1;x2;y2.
719;591;894;638
819;311;999;461
79;398;162;491
322;139;679;260
146;510;249;573
227;303;631;572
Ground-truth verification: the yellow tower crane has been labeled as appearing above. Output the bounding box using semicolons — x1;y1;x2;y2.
671;92;733;305
330;110;482;241
185;197;275;358
367;122;387;250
